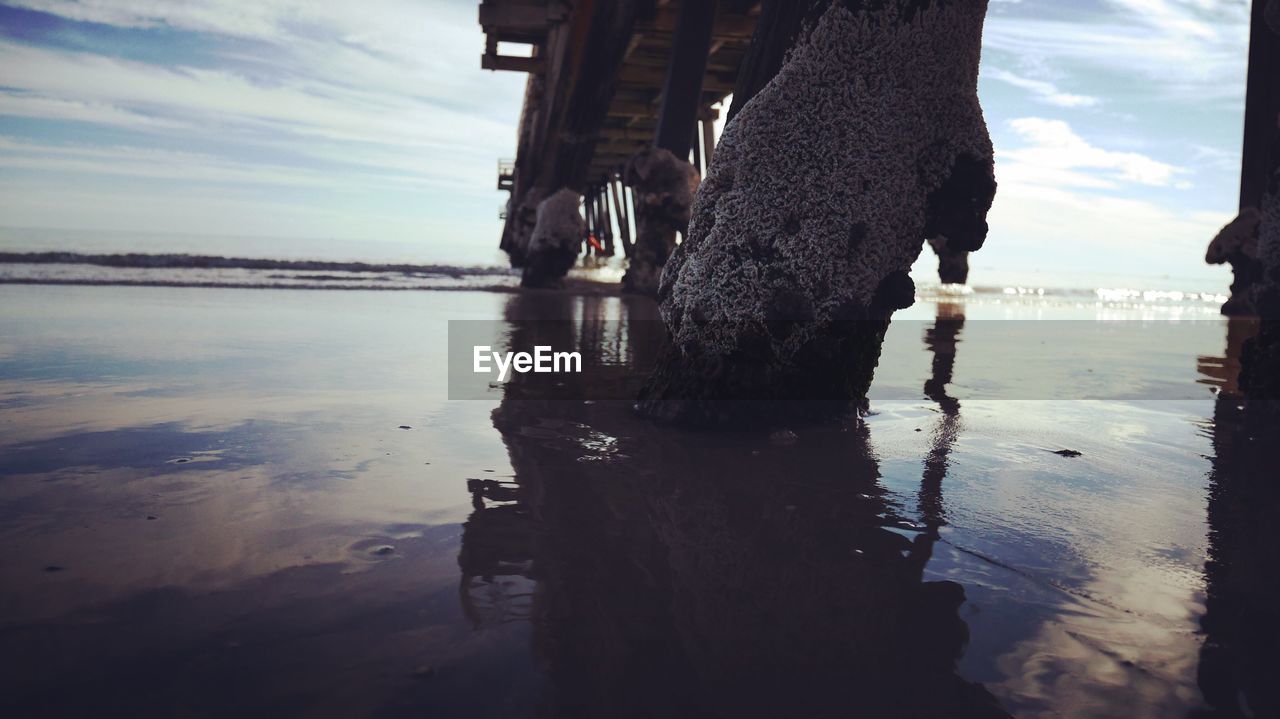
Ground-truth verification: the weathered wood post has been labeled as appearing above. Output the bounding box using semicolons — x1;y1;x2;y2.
1241;1;1280;401
598;185;616;256
621;0;716;295
1242;0;1280;212
610;177;634;259
624;183;638;246
582;188;594;255
692;125;703;174
496;1;638;287
622;147;701;295
637;0;996;426
700;106;718;166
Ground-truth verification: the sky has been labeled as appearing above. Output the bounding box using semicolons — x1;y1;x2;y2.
0;0;1256;288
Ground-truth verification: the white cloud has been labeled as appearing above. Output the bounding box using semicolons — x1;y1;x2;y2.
7;1;351;41
1105;0;1243;42
975;113;1230;283
985;177;1230;277
984;67;1100;108
0;0;1249;280
1188;143;1242;172
0;135;420;190
1001;117;1189;189
0;41;514;153
0;2;528;262
983;1;1249;104
0;93;191;130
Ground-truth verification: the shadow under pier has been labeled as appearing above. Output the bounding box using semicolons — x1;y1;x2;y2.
454;292;1009;718
1194;318;1280;718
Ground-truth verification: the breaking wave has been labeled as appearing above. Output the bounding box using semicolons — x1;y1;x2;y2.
0;251;1234;311
0;251;521;291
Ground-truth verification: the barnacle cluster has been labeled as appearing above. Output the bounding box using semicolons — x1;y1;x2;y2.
642;0;995;422
623;148;701;295
523;188;584;288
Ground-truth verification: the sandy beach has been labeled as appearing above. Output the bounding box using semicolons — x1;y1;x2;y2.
0;282;1265;717
5;0;1280;715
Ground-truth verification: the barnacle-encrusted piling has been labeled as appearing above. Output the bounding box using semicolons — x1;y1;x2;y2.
1206;208;1262;316
929;236;971;286
637;0;995;426
622;148;701;296
521;188;584;288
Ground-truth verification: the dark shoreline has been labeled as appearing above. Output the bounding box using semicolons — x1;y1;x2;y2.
0;251;514;277
0;276;626;295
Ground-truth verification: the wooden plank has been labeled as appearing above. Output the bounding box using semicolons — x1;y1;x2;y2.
599;127;657;141
608;100;660;117
479;3;548;32
481;54;545;73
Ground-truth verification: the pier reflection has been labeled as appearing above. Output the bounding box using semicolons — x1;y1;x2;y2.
919;301;965;537
457;293;1007;718
1195;317;1280;718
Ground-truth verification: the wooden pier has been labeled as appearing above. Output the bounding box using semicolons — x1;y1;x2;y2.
482;0;1279;305
479;0;761;265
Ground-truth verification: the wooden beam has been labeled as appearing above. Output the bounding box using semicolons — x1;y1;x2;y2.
599;126;657;141
542;0;641;191
607;100;660;117
642;5;756;38
479;3;546;32
481;54;545;73
654;0;718;157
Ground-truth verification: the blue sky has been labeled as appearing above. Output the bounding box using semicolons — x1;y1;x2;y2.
0;0;1254;287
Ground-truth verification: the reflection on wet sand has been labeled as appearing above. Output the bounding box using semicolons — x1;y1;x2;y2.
460;294;1008;718
919;302;965;536
6;285;1275;717
1195;318;1280;718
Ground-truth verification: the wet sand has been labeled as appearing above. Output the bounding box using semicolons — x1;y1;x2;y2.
0;284;1274;718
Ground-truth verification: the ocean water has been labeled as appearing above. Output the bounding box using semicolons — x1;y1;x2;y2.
0;224;1235;300
1;282;1272;718
0;226;512;268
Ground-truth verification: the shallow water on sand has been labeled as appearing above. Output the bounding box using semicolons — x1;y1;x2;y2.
0;285;1274;718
